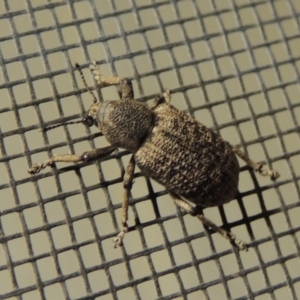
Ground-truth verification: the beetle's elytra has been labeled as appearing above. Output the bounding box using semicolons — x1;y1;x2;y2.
28;61;280;251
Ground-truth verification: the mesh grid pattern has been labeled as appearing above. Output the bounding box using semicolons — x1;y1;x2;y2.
0;0;300;299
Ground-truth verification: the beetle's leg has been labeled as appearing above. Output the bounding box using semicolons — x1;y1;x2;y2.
113;155;136;248
151;89;172;110
232;146;280;180
28;146;116;174
169;193;248;251
90;61;134;100
162;89;171;104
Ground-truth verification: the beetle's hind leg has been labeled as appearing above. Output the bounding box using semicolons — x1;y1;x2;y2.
232;146;280;180
169;193;248;251
90;61;134;100
113;155;136;248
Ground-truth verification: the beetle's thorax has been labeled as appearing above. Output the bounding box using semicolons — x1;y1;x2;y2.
95;100;154;152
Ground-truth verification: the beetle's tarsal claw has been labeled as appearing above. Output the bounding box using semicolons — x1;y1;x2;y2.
255;164;280;181
225;231;248;251
270;170;280;181
113;226;128;248
28;161;54;174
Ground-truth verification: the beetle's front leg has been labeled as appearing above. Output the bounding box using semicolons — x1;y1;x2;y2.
113;155;136;248
169;193;248;251
90;61;134;100
28;145;116;174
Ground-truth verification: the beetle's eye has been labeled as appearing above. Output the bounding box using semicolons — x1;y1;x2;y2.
82;116;94;127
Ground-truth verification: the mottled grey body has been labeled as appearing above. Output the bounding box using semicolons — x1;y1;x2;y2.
97;99;239;207
135;103;239;207
28;61;279;251
98;100;153;153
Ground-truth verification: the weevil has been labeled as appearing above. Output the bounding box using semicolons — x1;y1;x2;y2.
28;61;280;251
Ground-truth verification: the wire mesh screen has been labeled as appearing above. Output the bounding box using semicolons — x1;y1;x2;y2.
0;0;300;299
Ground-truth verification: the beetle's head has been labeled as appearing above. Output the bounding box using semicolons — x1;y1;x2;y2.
82;102;101;128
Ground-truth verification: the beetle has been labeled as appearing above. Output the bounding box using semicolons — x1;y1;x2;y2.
28;61;279;251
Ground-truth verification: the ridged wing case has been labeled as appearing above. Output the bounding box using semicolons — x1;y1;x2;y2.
134;103;240;207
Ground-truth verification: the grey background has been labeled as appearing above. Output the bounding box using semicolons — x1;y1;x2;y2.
0;0;300;299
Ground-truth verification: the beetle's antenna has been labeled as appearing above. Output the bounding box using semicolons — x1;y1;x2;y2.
42;119;83;132
41;64;97;132
75;63;98;104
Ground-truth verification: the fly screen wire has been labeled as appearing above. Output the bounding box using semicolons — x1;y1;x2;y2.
0;0;299;300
